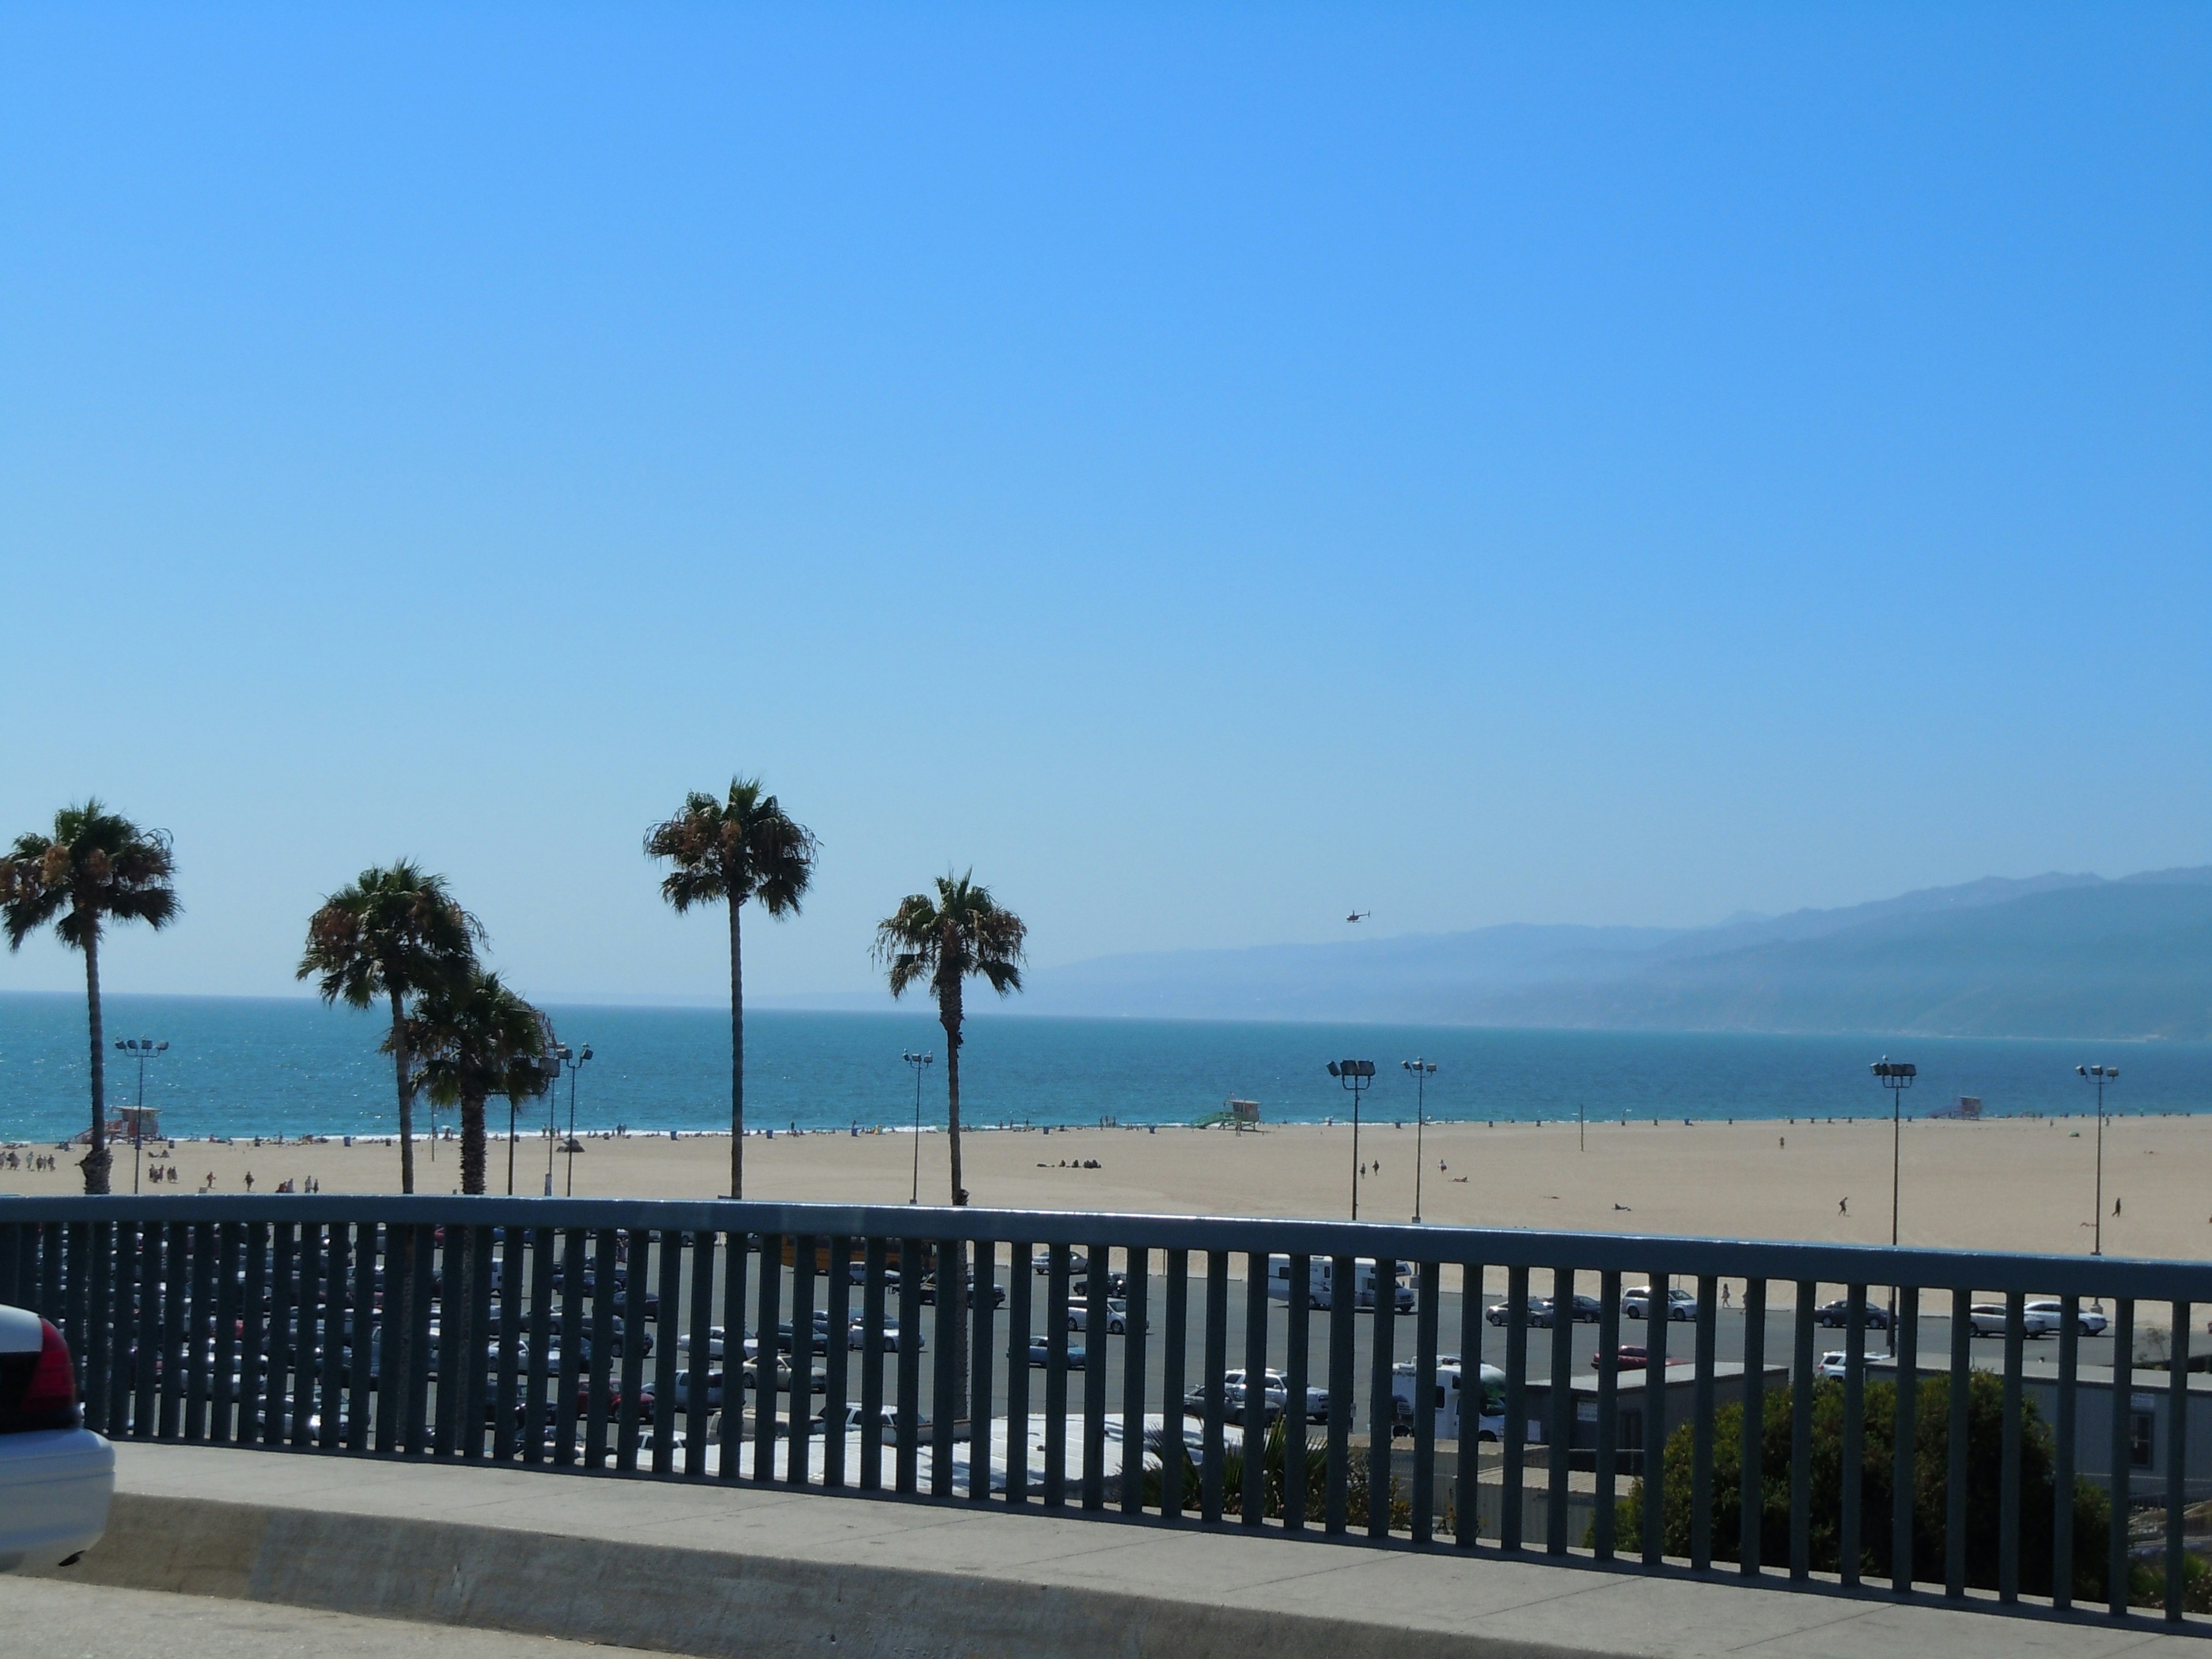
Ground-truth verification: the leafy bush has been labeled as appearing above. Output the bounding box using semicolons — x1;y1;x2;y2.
1608;1371;2111;1600
1141;1415;1414;1531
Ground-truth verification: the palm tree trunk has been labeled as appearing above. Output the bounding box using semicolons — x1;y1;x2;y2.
460;1092;487;1196
940;983;965;1207
81;924;111;1196
729;897;745;1199
939;981;969;1431
390;990;416;1196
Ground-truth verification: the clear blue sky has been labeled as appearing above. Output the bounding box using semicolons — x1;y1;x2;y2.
3;5;2206;1005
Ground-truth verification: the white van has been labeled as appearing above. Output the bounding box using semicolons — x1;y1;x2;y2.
1265;1255;1415;1313
1391;1355;1505;1442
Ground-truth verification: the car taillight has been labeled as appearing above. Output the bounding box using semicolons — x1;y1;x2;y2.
1;1319;79;1432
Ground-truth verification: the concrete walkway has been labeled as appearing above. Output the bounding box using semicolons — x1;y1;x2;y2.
32;1442;2209;1658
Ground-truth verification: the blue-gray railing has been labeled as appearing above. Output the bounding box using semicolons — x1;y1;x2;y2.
1;1195;2205;1626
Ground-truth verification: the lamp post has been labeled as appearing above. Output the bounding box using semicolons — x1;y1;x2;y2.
511;1051;562;1196
2078;1064;2120;1256
555;1043;593;1197
1870;1057;1914;1338
1328;1060;1376;1220
113;1038;168;1195
902;1051;934;1203
1402;1059;1437;1222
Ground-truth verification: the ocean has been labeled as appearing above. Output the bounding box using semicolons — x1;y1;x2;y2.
2;992;2206;1145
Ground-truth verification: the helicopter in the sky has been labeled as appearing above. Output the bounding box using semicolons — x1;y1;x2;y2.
1346;910;1371;923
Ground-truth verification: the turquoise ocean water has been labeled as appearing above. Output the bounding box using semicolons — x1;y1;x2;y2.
2;993;2206;1143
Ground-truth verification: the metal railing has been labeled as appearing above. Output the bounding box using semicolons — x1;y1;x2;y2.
2;1194;2205;1626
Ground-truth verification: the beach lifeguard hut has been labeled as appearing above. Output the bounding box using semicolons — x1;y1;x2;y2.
1228;1098;1260;1131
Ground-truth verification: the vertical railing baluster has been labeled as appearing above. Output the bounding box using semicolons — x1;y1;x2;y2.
1160;1248;1188;1520
685;1229;718;1479
1542;1266;1571;1556
319;1220;350;1450
1945;1286;1971;1599
131;1221;159;1440
463;1223;494;1461
2165;1303;2190;1624
1594;1268;1619;1561
1999;1289;2024;1602
209;1222;237;1445
968;1239;994;1504
84;1222;115;1438
1119;1247;1147;1518
1891;1285;1917;1593
160;1222;187;1440
1740;1278;1766;1577
1083;1241;1108;1512
1691;1273;1717;1571
585;1228;616;1469
64;1223;92;1419
433;1224;465;1456
1325;1254;1353;1535
651;1225;680;1475
1789;1280;1813;1581
39;1222;62;1331
555;1229;585;1469
718;1230;750;1483
238;1224;266;1449
1413;1261;1439;1546
1502;1266;1528;1552
756;1232;786;1486
1645;1271;1671;1567
1201;1249;1228;1525
1043;1244;1069;1506
930;1238;956;1498
345;1222;374;1453
493;1227;522;1462
2108;1298;2133;1620
893;1237;920;1493
858;1238;884;1491
787;1233;816;1489
2052;1292;2077;1610
1239;1249;1268;1525
999;1241;1027;1506
1368;1253;1396;1539
185;1221;215;1442
1840;1283;1866;1586
615;1232;647;1473
1283;1252;1310;1534
263;1223;295;1449
406;1224;436;1457
300;1222;332;1449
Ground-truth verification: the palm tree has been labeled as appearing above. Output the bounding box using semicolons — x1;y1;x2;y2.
404;969;552;1196
297;862;482;1195
645;778;817;1198
872;870;1027;1209
1;801;179;1194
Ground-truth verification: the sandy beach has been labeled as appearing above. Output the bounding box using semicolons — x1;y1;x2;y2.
7;1111;2206;1266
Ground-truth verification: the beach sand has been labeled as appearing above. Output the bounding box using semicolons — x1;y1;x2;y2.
7;1111;2205;1266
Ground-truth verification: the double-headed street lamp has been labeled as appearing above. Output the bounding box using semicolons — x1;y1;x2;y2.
903;1051;934;1203
1402;1059;1437;1222
552;1043;593;1196
2078;1063;2120;1255
1871;1056;1915;1337
1328;1059;1376;1220
113;1038;168;1195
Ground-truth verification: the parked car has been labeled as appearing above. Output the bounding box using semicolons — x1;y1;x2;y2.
846;1320;923;1353
1032;1250;1092;1277
0;1304;114;1573
2025;1299;2106;1336
917;1275;1006;1308
1592;1346;1650;1372
1066;1298;1147;1335
1968;1302;2060;1338
1813;1300;1893;1330
1017;1337;1088;1369
1622;1286;1698;1323
1815;1351;1851;1380
1486;1296;1556;1328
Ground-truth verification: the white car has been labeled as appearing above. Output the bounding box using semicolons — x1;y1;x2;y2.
1968;1302;2061;1338
1815;1351;1851;1380
1;1304;114;1573
1623;1286;1698;1323
2025;1300;2107;1336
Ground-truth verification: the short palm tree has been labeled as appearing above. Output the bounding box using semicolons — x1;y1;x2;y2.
1;801;179;1194
872;870;1027;1210
645;778;817;1198
404;968;552;1196
297;862;482;1195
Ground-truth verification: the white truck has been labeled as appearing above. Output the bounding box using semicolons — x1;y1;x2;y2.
1391;1355;1506;1442
1266;1255;1414;1312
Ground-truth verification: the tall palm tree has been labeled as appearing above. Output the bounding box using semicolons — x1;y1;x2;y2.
404;969;552;1196
872;870;1027;1210
297;862;482;1195
1;801;179;1194
645;778;817;1199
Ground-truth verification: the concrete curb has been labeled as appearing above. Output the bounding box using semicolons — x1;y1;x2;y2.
50;1490;1605;1659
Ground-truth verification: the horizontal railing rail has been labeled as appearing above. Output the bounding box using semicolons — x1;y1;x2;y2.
3;1194;2206;1628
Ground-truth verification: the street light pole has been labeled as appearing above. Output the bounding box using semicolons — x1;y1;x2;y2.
1328;1060;1376;1221
903;1051;934;1203
113;1038;168;1194
556;1044;593;1197
2078;1064;2120;1256
1402;1059;1436;1222
1871;1056;1915;1337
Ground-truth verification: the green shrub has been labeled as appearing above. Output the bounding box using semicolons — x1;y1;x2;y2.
1606;1372;2111;1600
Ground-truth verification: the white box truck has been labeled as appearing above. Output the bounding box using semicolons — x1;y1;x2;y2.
1391;1355;1506;1442
1265;1255;1414;1312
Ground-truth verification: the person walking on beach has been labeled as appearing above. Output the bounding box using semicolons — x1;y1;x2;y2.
1838;1196;1848;1215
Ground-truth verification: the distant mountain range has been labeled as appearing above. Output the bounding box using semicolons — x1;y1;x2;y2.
1009;868;2212;1040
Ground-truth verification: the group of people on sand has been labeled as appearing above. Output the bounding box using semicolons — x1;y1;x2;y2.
2;1150;59;1172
